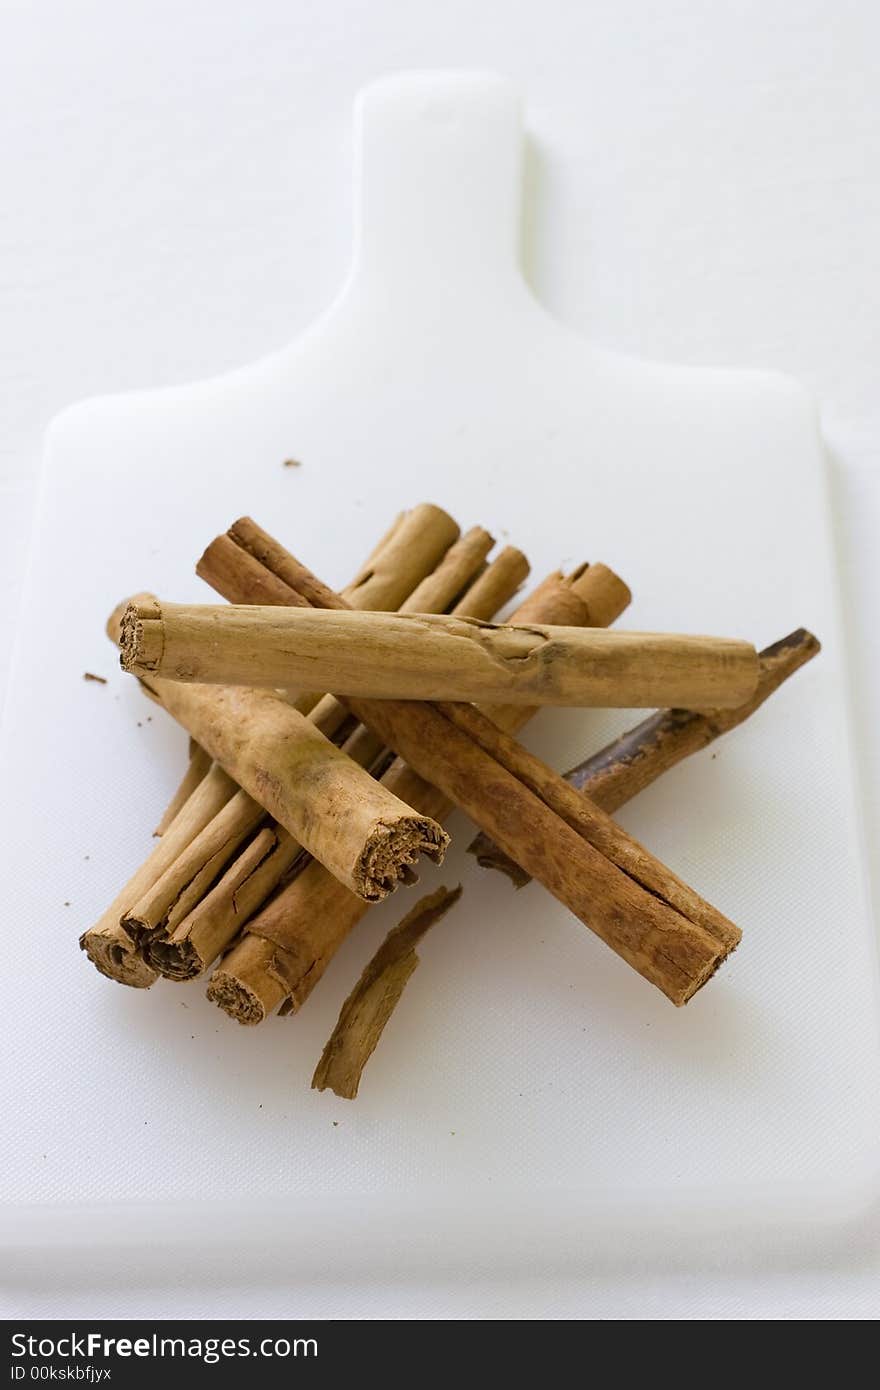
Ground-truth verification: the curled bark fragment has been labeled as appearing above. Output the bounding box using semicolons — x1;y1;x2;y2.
312;885;463;1100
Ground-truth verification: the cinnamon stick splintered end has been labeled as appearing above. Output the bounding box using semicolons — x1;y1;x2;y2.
118;598;164;673
205;970;268;1024
355;817;450;902
79;927;157;989
142;936;201;982
206;935;288;1024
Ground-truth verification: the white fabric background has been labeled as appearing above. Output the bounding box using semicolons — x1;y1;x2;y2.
2;0;878;1319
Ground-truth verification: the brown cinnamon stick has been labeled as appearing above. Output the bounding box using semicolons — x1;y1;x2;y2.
399;526;495;613
469;628;821;885
121;614;448;902
143;534;527;981
86;507;460;986
113;509;468;902
311;885;463;1100
79;762;237;987
343;696;739;1004
300;526;504;744
448;545;531;617
206;564;631;1023
191;539;740;1006
123;787;266;947
121;602;759;710
146;825;302;981
199;504;460;717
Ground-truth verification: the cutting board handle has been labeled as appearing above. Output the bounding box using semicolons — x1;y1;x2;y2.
349;71;526;302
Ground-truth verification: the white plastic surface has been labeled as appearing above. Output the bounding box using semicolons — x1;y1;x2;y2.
2;73;879;1276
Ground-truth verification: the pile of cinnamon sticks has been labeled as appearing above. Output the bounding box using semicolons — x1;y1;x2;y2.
81;503;819;1099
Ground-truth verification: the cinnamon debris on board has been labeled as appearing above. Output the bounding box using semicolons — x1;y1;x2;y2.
75;502;819;1098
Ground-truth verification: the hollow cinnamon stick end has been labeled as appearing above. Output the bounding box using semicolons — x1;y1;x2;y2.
354;816;450;902
79;926;157;989
665;931;740;1007
118;598;164;674
143;936;201;982
105;591;159;644
206;937;288;1024
206;972;266;1024
568;563;632;627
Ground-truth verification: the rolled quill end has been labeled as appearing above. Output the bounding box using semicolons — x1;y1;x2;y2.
79;924;157;989
354;815;450;902
206;936;287;1025
118;596;164;673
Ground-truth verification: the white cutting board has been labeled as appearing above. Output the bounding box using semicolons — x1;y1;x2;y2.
2;72;879;1282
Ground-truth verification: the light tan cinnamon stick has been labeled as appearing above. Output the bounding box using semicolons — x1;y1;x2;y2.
231;504;460;716
470;628;822;885
122;787;266;947
399;526;495;612
112;509;466;903
142;532;524;981
207;564;631;1023
197;508;468;737
79;762;237;987
199;506;460;613
447;545;530;618
193;540;741;1005
302;545;532;794
145;825;301;982
304;526;506;742
123;629;448;902
86;507;460;986
153;743;211;836
121;602;759;710
312;884;463;1100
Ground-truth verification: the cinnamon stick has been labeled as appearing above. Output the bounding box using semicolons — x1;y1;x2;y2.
79;762;237;987
86;508;460;986
121;602;759;711
342;695;739;1004
206;564;631;1023
143;533;528;981
303;544;532;800
448;545;531;617
123;787;266;947
399;526;495;613
120;620;448;902
295;543;526;742
302;526;503;743
469;628;821;884
145;826;303;981
199;504;460;716
311;885;463;1100
192;540;741;1004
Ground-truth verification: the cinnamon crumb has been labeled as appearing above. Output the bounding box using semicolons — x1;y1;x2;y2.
282;458;302;469
83;672;106;684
